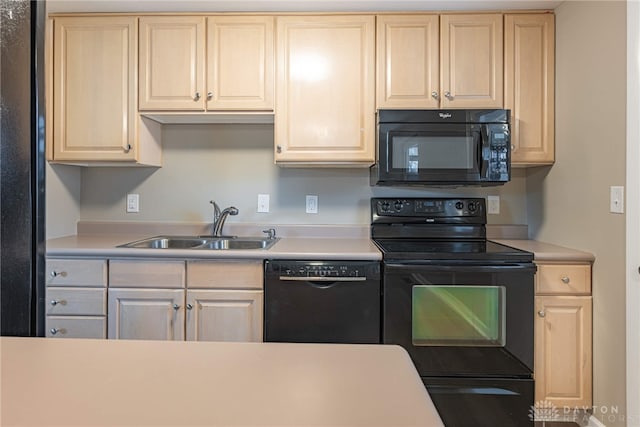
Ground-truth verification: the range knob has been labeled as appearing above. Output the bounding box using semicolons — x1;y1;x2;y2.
468;202;477;212
455;201;464;210
394;200;403;211
381;201;391;212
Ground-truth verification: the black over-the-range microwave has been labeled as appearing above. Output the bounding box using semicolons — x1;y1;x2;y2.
370;109;511;186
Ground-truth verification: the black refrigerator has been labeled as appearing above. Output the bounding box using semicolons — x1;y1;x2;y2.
1;0;46;336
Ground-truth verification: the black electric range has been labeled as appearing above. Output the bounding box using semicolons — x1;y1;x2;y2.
372;197;536;427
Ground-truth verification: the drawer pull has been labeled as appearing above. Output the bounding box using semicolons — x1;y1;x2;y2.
50;328;64;335
561;276;570;284
537;310;546;318
50;299;64;306
50;270;67;278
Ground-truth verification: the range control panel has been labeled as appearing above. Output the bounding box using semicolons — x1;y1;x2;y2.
372;198;486;218
267;260;379;279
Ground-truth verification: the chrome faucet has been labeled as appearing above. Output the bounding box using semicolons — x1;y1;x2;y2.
209;200;239;237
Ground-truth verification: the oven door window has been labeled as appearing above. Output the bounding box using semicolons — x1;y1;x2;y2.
412;285;506;346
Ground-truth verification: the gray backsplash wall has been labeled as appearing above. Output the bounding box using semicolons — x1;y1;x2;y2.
77;123;528;226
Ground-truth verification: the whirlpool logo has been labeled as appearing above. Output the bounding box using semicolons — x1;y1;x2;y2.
438;112;452;119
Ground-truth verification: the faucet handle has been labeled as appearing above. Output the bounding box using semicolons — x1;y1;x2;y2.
262;228;276;239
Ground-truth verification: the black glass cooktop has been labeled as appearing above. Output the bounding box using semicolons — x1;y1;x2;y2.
373;239;534;262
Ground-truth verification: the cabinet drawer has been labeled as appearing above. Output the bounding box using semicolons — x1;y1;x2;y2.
46;287;106;316
187;260;263;289
46;316;106;339
110;260;185;288
536;264;591;295
46;259;107;287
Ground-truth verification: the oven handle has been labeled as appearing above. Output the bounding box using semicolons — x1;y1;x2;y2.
278;276;368;282
384;263;536;273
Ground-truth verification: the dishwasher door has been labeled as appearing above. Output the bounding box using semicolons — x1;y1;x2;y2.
264;260;381;344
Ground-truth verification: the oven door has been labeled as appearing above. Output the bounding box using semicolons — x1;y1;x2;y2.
382;262;535;377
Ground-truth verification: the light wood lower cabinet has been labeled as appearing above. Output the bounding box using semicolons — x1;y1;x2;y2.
186;290;263;342
107;259;264;342
535;262;592;408
45;258;107;339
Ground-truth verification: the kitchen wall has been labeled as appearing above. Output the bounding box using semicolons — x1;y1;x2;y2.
67;123;528;234
46;163;80;238
527;1;627;426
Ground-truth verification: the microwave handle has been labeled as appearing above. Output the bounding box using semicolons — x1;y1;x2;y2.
476;129;489;177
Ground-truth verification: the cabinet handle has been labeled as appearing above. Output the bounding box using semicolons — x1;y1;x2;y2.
123;144;132;153
444;91;453;100
207;92;213;100
276;145;282;154
186;303;193;310
173;304;180;310
537;310;546;318
561;276;570;284
50;270;66;278
194;92;201;101
431;91;439;100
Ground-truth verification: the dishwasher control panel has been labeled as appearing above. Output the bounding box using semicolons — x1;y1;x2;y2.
266;260;379;279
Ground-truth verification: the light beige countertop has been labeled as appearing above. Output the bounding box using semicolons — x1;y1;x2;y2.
46;233;382;260
1;337;443;427
494;239;595;263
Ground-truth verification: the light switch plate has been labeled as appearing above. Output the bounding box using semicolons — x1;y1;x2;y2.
306;195;318;214
487;196;500;215
610;186;624;214
257;194;270;213
126;194;139;213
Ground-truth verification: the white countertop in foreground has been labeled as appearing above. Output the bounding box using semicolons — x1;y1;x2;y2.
1;337;443;427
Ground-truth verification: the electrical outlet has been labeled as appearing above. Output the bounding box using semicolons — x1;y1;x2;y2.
610;186;624;214
487;196;500;215
306;195;318;214
126;194;139;213
257;194;270;213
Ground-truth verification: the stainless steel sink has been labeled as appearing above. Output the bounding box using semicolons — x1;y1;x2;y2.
200;238;275;250
118;236;279;250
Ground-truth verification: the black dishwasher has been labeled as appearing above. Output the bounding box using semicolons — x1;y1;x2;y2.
264;260;381;343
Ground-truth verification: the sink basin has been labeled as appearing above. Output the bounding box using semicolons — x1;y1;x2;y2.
200;238;276;250
118;236;279;251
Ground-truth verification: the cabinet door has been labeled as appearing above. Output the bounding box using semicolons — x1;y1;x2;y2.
207;17;274;110
186;290;263;342
376;15;439;109
52;17;136;161
505;13;555;165
108;289;185;340
535;296;592;407
139;16;205;110
275;16;375;165
440;14;503;108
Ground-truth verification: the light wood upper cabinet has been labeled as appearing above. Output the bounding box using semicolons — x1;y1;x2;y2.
139;16;273;111
139;16;206;110
51;17;138;162
377;13;504;110
376;15;439;109
440;14;503;108
275;15;375;165
207;17;274;110
505;13;555;165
